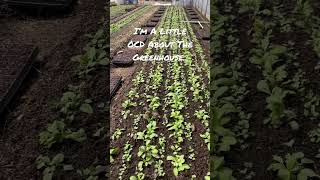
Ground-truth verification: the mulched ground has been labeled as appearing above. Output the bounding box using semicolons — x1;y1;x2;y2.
0;0;106;179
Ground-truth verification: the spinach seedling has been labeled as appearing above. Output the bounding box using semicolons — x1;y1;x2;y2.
39;120;86;148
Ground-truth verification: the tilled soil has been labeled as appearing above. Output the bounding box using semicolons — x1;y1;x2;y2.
0;0;106;179
110;6;159;57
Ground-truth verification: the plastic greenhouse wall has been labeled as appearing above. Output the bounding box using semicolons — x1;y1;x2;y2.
173;0;210;20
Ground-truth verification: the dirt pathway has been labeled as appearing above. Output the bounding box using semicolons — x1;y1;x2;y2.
0;1;106;179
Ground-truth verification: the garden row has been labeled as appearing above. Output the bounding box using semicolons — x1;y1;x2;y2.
110;6;210;179
110;6;165;98
34;5;108;180
211;0;320;179
110;5;153;34
110;4;137;20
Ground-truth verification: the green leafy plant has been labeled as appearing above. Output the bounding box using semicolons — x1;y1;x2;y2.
39;120;86;148
137;142;159;171
166;155;190;176
110;6;152;33
147;95;161;111
304;91;320;119
111;128;124;141
212;156;236;180
77;165;106;180
268;152;319;180
122;99;137;109
212;104;237;153
58;84;93;119
110;147;120;163
295;0;314;29
200;131;210;150
309;124;320;143
36;154;72;180
195;109;209;126
238;0;261;14
262;87;293;126
136;120;158;140
85;29;107;50
155;160;165;177
118;142;133;179
72;47;107;78
132;71;145;87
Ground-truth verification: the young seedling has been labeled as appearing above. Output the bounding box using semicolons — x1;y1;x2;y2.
166;155;190;176
36;154;73;180
39;120;87;149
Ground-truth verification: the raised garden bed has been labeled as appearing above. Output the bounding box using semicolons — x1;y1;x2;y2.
0;44;38;115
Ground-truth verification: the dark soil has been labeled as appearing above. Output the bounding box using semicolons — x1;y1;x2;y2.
213;1;320;179
0;44;37;116
0;0;106;179
110;6;210;179
0;45;33;99
111;5;140;23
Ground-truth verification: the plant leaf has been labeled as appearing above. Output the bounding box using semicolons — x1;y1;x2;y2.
257;80;271;94
80;103;93;114
297;169;320;180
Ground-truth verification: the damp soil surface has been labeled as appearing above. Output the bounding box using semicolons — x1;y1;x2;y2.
0;0;106;179
213;1;320;179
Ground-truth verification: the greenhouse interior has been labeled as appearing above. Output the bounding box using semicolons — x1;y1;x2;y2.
1;0;320;180
110;0;209;178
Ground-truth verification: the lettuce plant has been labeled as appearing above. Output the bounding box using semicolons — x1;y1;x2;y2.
166;155;190;176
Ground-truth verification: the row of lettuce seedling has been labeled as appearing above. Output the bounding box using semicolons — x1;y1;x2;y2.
110;6;210;179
